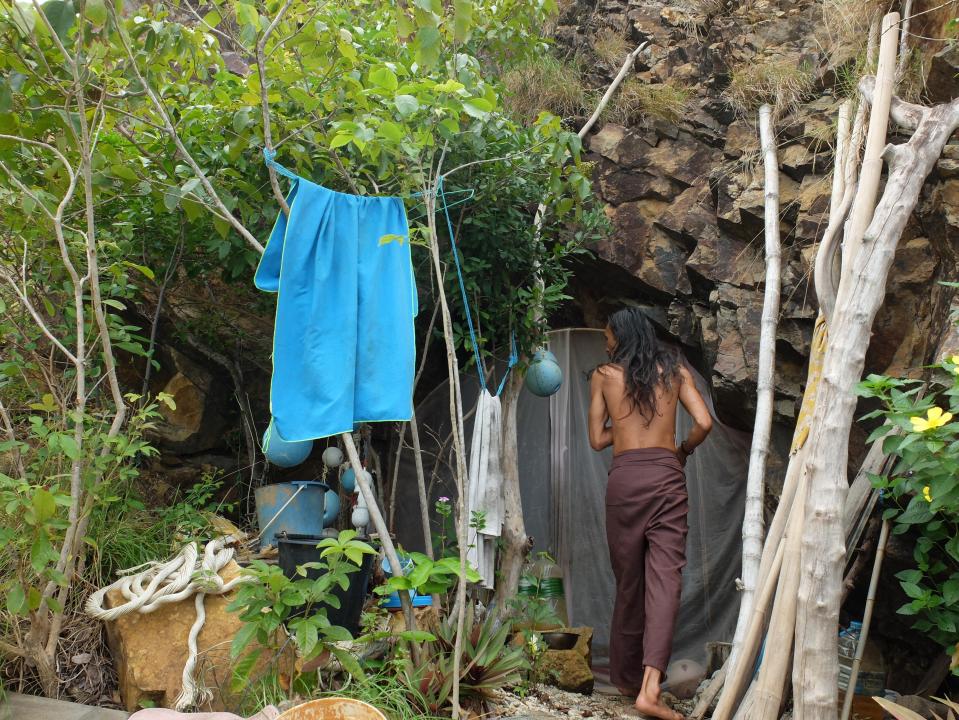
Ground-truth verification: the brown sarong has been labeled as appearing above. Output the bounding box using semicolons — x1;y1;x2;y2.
606;447;688;688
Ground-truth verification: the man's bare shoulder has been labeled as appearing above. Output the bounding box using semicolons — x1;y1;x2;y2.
594;363;624;386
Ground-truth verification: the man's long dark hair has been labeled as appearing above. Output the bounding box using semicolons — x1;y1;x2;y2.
606;307;681;422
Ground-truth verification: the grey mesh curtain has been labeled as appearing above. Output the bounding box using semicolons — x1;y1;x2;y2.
396;328;749;667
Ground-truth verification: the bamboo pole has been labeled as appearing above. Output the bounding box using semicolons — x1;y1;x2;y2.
713;538;788;720
841;12;900;275
839;520;891;720
746;480;807;720
730;104;782;672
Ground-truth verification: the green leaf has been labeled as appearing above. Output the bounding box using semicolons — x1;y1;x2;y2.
328;646;364;680
85;0;107;26
33;488;56;522
30;531;56;573
379;232;406;245
234;2;258;28
453;0;473;43
414;26;441;68
11;2;36;35
337;40;357;62
434;79;466;93
395;7;415;38
946;535;959;562
230;621;259;660
230;648;261;693
59;434;79;460
163;190;181;211
6;583;27;615
895;496;934;525
323;624;353;642
296;621;318;657
398;629;436;642
394;94;419;117
377;121;404;142
369;66;398;91
408;563;431;587
329;134;353;149
463;97;493;119
110;165;139;182
42;0;75;41
122;261;155;281
901;581;924;599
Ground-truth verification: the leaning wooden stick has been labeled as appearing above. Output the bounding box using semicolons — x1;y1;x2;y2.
839;519;890;720
730;103;782;672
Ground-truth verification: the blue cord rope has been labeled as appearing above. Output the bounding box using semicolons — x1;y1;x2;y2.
438;176;516;396
262;151;516;396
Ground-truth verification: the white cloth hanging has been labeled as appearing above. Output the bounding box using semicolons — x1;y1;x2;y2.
466;390;504;589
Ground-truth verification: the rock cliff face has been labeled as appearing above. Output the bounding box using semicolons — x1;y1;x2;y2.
552;0;959;482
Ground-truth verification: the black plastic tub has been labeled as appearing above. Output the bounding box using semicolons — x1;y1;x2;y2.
277;533;375;637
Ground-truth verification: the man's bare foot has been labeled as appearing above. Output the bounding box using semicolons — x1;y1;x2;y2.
635;690;684;720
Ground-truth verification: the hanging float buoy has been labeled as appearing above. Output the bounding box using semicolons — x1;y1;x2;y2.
321;446;344;468
323;489;340;527
525;349;563;397
341;467;372;494
262;421;312;467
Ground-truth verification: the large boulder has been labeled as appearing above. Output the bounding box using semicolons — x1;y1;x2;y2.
105;560;266;712
147;349;229;454
537;627;594;695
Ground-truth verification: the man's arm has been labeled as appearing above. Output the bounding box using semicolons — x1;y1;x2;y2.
677;365;713;464
589;368;614;451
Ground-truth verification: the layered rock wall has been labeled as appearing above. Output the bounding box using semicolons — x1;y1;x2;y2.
554;0;959;485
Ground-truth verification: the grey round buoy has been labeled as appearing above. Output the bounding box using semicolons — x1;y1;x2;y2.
321;446;344;468
525;350;563;397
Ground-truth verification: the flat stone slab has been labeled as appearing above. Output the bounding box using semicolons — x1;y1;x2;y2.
5;693;128;720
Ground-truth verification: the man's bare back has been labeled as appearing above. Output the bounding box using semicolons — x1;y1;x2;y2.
589;362;711;463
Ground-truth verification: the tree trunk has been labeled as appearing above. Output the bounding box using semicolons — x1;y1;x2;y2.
793;88;959;720
730;104;782;670
493;371;528;614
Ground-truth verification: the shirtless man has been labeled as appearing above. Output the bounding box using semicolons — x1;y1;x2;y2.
588;307;713;720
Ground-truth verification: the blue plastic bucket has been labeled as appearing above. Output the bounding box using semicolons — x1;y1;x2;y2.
380;555;433;609
255;481;328;548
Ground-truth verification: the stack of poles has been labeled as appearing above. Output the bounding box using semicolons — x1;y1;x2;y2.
695;11;904;720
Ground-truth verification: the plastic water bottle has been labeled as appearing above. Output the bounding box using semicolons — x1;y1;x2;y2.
837;621;861;693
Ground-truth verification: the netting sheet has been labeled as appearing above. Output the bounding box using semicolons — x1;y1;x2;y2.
393;328;749;668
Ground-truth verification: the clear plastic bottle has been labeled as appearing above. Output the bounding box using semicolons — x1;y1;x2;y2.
533;553;569;628
837;621;861;693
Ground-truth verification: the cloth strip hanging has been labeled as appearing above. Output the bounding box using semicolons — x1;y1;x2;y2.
466;389;505;589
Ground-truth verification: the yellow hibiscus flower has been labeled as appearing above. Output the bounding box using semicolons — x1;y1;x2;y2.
951;355;959;374
910;406;953;432
923;486;932;503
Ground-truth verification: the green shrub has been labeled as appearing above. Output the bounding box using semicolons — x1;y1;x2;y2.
857;358;959;669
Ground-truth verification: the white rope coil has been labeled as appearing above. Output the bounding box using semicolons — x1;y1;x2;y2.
86;535;250;711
